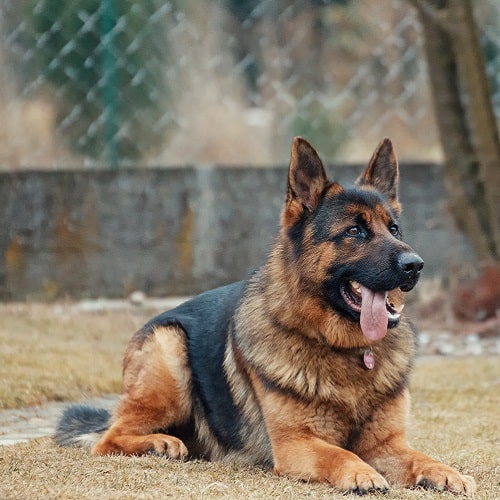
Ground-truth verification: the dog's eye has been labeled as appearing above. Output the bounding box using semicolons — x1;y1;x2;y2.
347;226;361;236
389;224;400;236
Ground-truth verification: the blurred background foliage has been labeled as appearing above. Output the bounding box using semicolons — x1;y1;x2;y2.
23;0;170;163
1;0;497;168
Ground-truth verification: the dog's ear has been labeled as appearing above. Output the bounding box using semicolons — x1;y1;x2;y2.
283;137;329;225
356;137;401;214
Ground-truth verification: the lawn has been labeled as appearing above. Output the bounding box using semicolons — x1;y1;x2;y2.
0;303;498;498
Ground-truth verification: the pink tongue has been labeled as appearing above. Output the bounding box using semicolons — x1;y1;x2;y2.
360;286;388;341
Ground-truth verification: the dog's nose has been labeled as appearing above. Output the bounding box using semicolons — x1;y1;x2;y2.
398;252;424;279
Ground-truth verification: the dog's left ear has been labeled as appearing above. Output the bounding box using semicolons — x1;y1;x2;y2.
356;138;401;214
283;137;329;227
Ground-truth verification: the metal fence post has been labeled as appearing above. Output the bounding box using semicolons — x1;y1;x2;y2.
101;0;118;167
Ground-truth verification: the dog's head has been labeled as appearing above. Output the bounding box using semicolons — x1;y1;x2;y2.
281;137;423;342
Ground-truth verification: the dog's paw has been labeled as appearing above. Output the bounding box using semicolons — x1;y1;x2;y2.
149;434;188;459
335;463;389;495
92;433;189;458
415;464;476;496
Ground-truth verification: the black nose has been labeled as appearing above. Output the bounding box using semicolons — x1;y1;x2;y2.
398;252;424;279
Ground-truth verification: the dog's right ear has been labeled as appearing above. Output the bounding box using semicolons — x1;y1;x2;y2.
356;137;400;214
283;137;329;227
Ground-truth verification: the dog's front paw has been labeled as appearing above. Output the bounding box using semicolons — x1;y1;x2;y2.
148;434;188;459
334;463;389;495
415;463;476;496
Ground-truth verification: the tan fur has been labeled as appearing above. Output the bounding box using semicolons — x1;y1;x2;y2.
92;325;191;457
83;137;475;496
356;390;476;493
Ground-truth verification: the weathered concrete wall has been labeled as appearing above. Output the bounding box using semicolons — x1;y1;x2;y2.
0;164;472;300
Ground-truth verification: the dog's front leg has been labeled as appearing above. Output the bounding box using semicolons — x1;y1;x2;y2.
271;432;389;494
250;375;389;493
355;389;476;496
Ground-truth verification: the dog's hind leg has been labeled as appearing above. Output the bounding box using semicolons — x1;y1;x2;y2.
92;325;192;458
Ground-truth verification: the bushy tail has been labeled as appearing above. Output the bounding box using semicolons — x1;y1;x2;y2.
54;405;111;449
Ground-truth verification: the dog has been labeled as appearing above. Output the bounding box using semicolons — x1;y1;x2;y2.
56;137;476;495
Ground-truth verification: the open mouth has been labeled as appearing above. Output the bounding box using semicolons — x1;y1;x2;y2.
340;280;404;341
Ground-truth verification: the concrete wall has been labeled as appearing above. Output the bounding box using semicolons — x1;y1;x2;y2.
0;164;472;300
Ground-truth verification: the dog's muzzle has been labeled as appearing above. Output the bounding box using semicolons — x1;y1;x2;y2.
397;252;424;291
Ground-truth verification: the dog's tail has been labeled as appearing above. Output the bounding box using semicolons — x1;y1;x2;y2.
54;405;111;449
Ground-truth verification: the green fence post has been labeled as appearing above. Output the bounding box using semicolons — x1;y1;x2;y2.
101;0;119;167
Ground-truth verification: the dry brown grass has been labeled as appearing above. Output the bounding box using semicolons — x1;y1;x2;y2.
0;303;151;409
0;303;498;498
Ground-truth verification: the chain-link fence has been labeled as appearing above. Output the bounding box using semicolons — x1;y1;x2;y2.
1;0;498;168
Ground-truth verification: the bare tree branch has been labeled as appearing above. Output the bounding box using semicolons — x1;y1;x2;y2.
407;0;451;30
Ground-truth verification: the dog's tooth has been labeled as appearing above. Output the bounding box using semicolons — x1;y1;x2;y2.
350;281;361;291
393;303;405;314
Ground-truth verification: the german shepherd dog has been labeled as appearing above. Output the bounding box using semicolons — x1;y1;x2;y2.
56;138;476;495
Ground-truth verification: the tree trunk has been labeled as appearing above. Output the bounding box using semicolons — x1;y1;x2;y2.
409;0;500;265
447;0;500;259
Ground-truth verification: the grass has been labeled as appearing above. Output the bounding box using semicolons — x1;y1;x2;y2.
0;303;151;409
0;302;499;498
